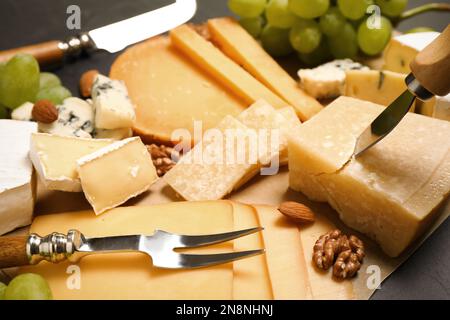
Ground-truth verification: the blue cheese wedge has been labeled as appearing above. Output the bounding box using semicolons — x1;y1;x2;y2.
298;59;369;99
0;120;37;235
76;137;158;214
11;102;34;121
92;74;136;129
38;97;94;138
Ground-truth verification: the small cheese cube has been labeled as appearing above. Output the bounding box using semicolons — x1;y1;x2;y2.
92;74;136;129
77;137;157;214
0;120;37;235
288;96;450;257
30;133;113;192
38;97;94;138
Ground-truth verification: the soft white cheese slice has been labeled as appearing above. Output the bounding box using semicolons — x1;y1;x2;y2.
0;120;37;235
92;74;136;129
11;102;34;121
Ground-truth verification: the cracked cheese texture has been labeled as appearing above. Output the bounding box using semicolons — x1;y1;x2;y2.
289;96;450;257
207;17;322;121
18;202;234;299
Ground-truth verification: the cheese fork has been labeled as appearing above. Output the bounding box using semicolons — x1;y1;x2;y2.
0;228;264;269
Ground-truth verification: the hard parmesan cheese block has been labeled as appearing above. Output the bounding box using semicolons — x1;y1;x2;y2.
0;120;37;235
92;74;136;130
169;25;288;109
30;133;113;192
288;96;450;257
207;17;322;121
93;127;133;140
18;202;234;299
77;137;158;214
164;116;257;201
110;36;246;145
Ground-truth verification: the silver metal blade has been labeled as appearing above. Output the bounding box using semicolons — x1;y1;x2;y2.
88;0;197;53
353;90;416;157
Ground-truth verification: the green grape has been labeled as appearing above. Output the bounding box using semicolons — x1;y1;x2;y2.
39;72;61;90
288;0;330;18
0;54;40;109
0;62;5;75
0;282;6;300
405;27;435;34
298;38;332;66
265;0;297;29
228;0;266;18
328;22;358;58
239;17;265;37
289;19;322;54
319;6;346;36
260;25;294;57
375;0;407;18
357;16;392;55
36;86;72;105
338;0;373;20
0;104;9;119
4;274;52;300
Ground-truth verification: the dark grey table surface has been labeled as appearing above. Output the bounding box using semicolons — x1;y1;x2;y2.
0;0;449;300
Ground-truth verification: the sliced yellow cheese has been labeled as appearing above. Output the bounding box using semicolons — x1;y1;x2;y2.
169;25;288;109
345;70;415;111
288;96;450;257
164;115;258;201
77;137;158;214
207;17;323;121
29;133;113;192
19;202;234;300
253;205;311;299
232;202;273;299
110;36;246;145
299;215;354;300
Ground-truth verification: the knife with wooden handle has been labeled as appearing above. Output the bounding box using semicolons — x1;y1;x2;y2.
354;24;450;157
0;0;197;65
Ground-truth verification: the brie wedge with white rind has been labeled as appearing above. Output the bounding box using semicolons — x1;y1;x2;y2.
0;120;37;235
30;133;113;192
77;137;158;215
289;96;450;257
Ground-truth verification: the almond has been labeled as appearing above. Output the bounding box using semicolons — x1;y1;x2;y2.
278;201;315;224
79;69;99;98
32;100;58;123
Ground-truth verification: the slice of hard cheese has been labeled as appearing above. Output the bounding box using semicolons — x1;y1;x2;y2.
164;116;257;201
232;202;273;299
289;96;450;257
207;17;322;121
77;137;158;215
30;133;113;192
110;36;246;145
18;202;234;299
253;205;311;299
169;25;288;109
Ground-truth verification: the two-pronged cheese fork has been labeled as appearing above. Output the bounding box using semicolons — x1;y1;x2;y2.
0;228;264;269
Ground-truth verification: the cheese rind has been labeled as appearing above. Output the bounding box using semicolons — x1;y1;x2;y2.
92;74;136;130
208;17;322;121
0;120;37;235
288;96;450;257
19;202;234;299
77;137;158;214
169;25;288;109
29;133;113;192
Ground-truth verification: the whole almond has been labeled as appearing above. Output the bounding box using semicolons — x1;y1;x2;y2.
32;100;58;123
79;69;99;98
278;201;315;223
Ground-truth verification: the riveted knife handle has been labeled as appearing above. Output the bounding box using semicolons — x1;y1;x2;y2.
0;236;29;269
410;25;450;96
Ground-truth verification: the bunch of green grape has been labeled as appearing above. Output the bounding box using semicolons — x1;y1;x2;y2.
0;54;71;118
0;273;52;300
229;0;409;66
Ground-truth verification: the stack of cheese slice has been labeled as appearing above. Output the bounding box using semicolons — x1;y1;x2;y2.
18;200;354;299
164;100;301;201
288;96;450;257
